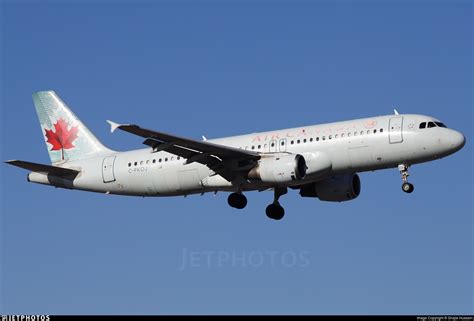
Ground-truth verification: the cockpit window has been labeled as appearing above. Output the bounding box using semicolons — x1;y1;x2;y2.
435;122;447;128
419;122;426;129
428;122;437;128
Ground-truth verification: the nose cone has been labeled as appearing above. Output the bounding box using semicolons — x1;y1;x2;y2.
448;130;466;153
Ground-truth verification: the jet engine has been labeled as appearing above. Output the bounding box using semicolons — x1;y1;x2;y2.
300;173;361;202
248;154;306;184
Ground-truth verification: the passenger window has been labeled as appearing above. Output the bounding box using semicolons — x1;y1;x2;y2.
380;128;384;133
316;137;319;141
329;135;332;139
335;134;338;138
297;139;300;144
354;132;358;136
373;129;377;133
367;130;370;134
291;140;294;145
303;139;307;143
159;159;162;163
146;160;150;164
128;162;131;167
281;141;284;146
134;162;137;166
165;158;168;162
341;133;345;137
428;122;436;128
152;159;156;163
177;157;180;160
360;131;364;135
310;138;313;142
140;161;144;165
348;132;351;137
419;122;426;129
271;142;275;147
251;146;255;150
322;136;326;140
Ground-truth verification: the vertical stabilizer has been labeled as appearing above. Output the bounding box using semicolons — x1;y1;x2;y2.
32;91;112;164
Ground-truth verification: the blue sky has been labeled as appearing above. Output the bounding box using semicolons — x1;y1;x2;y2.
1;0;472;315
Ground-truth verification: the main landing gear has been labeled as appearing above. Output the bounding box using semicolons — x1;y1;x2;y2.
398;164;414;194
227;188;287;220
266;187;287;220
228;192;247;209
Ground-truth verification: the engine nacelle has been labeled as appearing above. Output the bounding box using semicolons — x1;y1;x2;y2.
248;154;306;184
302;151;332;178
300;173;361;202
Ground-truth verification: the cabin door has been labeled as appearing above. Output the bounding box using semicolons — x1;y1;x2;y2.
389;117;403;144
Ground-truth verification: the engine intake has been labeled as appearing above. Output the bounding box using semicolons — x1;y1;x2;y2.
248;154;306;184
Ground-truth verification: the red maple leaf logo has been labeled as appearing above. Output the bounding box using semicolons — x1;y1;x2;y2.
45;118;78;160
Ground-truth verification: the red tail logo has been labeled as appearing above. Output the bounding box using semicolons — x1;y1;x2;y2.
45;118;78;160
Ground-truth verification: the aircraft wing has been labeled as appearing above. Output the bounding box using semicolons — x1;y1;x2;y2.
107;121;260;181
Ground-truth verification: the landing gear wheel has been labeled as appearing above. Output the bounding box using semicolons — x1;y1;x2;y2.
265;203;285;220
265;187;287;220
402;182;414;193
227;193;247;209
398;164;414;194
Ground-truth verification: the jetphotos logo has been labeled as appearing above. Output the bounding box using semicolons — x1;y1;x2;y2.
44;118;78;161
178;248;311;271
1;316;50;321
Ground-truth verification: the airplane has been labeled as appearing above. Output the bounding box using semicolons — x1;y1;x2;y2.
5;91;466;220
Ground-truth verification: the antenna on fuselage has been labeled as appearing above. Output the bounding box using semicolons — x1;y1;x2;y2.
394;109;400;115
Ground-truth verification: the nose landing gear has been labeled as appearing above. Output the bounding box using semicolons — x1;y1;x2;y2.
398;164;414;193
266;187;287;220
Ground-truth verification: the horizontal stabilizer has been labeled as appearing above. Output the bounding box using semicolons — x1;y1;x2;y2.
5;160;80;177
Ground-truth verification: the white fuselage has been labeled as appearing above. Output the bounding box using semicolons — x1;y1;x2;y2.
28;113;465;197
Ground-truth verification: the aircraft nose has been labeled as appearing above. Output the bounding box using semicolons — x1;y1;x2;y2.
448;130;466;152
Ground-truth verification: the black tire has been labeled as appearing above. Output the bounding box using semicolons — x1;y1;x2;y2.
228;193;247;209
234;194;247;209
265;204;285;220
402;182;414;193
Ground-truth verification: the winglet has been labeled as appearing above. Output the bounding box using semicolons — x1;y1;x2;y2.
202;135;207;141
394;109;400;115
106;120;121;133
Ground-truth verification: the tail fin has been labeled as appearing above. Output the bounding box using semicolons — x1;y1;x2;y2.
32;91;112;164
